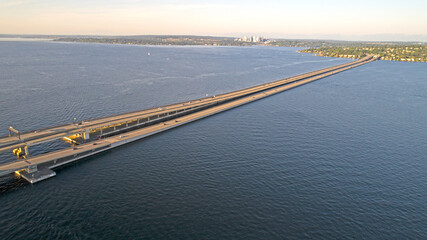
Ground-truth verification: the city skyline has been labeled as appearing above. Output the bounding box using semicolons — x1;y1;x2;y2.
1;0;427;41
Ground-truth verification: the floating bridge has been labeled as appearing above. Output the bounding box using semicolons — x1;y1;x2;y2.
0;56;378;183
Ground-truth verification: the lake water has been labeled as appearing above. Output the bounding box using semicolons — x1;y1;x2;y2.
0;41;426;239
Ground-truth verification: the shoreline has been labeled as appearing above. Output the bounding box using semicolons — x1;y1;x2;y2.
2;37;425;63
300;47;426;63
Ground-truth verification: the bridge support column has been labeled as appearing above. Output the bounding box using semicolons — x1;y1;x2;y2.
26;164;37;173
83;130;90;140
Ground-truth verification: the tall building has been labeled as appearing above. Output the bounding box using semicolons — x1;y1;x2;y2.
237;36;265;43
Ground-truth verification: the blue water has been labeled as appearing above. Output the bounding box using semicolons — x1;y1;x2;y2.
0;41;426;239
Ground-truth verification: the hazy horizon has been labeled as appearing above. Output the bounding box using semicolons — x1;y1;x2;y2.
1;0;426;42
1;33;427;43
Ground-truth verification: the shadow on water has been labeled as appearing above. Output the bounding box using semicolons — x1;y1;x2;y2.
0;149;113;195
0;125;171;194
0;130;172;194
0;174;29;195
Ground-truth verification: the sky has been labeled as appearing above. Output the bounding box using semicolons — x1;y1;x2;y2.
1;0;427;41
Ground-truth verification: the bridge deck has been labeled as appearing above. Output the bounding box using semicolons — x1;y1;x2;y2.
0;56;372;153
0;56;376;179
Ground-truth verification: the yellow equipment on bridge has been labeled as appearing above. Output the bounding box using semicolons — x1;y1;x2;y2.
62;136;79;145
12;148;25;157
